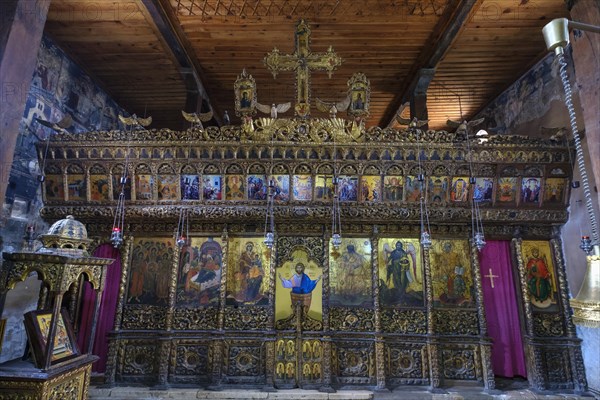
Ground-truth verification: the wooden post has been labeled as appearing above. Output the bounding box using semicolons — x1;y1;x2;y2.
0;0;51;203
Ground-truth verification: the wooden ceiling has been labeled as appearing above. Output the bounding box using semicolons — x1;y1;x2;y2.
44;0;569;131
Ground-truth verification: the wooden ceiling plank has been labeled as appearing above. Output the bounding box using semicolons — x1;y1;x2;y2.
153;0;224;121
139;0;212;119
383;0;482;127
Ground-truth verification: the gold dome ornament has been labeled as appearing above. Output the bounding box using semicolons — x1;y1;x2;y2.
37;215;92;257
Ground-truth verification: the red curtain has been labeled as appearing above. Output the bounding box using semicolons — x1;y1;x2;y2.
77;244;121;373
479;240;527;378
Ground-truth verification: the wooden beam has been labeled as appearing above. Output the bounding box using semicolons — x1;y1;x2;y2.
409;68;436;130
382;0;482;127
0;0;51;205
139;0;220;124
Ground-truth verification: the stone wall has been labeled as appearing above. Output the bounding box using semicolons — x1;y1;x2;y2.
0;35;124;362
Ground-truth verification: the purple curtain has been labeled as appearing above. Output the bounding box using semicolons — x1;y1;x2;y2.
479;240;527;378
77;244;121;373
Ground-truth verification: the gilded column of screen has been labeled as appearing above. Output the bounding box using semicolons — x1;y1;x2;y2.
104;235;132;385
512;238;534;335
371;234;386;390
469;241;495;391
217;227;229;330
512;237;544;389
156;243;180;387
551;237;588;392
321;231;333;390
423;246;440;388
209;227;229;388
550;238;576;336
264;235;277;390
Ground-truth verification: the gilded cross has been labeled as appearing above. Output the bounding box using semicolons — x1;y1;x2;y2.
484;268;499;289
264;19;342;118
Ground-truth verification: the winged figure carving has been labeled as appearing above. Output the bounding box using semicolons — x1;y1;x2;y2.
256;102;291;119
541;126;568;142
119;114;152;127
182;109;213;129
397;116;429;129
315;96;351;118
35;114;72;133
447;118;485;136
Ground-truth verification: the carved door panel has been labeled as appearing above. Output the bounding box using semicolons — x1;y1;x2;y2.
274;338;296;387
274;338;322;388
299;339;322;386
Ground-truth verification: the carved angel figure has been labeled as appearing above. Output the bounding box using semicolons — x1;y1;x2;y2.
541;126;568;142
35;114;72;133
315;96;351;118
396;116;429;129
119;114;152;127
256;102;291;119
447;118;485;137
182;109;213;129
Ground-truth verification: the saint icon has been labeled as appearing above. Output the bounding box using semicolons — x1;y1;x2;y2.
279;262;321;295
279;262;321;311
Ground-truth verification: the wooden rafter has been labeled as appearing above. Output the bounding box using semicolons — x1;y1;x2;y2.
383;0;482;127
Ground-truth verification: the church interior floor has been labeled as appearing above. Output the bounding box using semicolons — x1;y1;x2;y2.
88;382;595;400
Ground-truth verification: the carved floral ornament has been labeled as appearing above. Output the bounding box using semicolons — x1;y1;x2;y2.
46;124;570;146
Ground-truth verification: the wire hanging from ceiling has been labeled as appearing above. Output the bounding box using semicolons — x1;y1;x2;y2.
263;124;276;249
111;113;152;248
415;126;432;249
331;127;342;250
111;129;129;248
458;96;486;252
175;128;193;249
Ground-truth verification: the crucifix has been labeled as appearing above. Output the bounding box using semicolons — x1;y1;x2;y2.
264;19;343;118
484;268;499;289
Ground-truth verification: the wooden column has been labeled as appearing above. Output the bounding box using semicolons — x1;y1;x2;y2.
0;0;50;204
569;0;600;206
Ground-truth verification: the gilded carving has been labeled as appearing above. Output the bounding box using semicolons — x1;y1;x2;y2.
121;343;158;376
386;344;427;380
275;308;323;331
40;205;569;227
223;307;269;330
0;393;38;400
225;343;263;379
333;344;374;384
542;348;570;386
441;348;476;380
173;344;210;377
380;309;426;334
432;310;479;336
533;313;564;337
172;307;218;330
329;307;375;331
550;238;578;337
121;305;167;330
276;236;325;267
48;368;85;400
513;239;535;336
